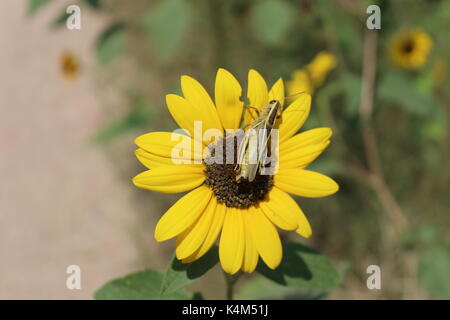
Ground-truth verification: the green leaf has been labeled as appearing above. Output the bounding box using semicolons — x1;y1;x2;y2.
96;23;125;65
418;244;450;299
251;0;295;46
51;9;70;28
257;242;341;290
83;0;101;9
237;276;327;300
142;0;191;60
94;270;190;300
160;246;219;296
378;71;438;116
27;0;52;16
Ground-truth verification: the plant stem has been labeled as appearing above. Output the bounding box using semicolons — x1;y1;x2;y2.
223;272;239;300
357;29;416;299
358;29;408;233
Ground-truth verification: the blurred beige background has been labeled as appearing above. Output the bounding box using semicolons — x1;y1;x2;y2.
0;0;154;299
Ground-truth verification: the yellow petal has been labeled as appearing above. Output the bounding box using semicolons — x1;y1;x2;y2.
219;208;245;274
247;206;282;270
268;78;285;107
275;169;339;198
278;94;311;143
176;196;217;260
295;206;313;239
135;148;186;168
247;69;269;109
279;128;332;170
263;187;311;237
245;69;269;124
133;166;204;194
259;187;299;231
280;128;332;154
154;186;212;241
166;94;223;146
135;131;204;163
166;94;196;137
215;68;244;129
182;202;226;263
279;141;330;170
181;75;223;132
241;210;259;273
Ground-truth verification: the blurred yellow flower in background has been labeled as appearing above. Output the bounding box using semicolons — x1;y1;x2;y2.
287;70;313;96
60;51;79;81
133;69;338;274
287;51;337;97
389;29;433;69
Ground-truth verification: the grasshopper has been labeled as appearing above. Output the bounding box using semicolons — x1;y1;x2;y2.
235;91;307;182
235;100;283;182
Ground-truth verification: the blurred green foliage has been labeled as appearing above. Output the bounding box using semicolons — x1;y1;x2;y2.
96;23;125;65
378;71;437;116
84;0;101;10
27;0;51;16
94;99;154;144
416;226;450;299
418;245;450;299
250;0;295;46
141;0;191;61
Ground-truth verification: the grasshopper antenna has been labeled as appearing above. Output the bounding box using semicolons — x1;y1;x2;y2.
283;91;306;100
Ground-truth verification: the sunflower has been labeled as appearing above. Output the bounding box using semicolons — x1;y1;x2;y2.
389;29;433;69
133;69;339;274
287;51;336;97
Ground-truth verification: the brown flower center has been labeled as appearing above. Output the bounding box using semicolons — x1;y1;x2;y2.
204;134;273;208
402;38;415;54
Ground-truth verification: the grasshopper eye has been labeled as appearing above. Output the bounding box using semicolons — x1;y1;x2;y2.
269;99;277;104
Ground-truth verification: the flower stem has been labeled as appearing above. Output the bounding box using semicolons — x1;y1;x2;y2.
223;272;239;300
